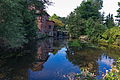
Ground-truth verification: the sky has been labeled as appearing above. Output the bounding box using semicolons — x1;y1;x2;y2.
46;0;119;18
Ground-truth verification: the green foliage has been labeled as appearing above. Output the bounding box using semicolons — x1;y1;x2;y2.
66;12;85;37
49;14;59;20
0;0;27;48
0;0;49;48
68;40;81;47
76;0;102;20
116;2;120;26
105;14;115;28
101;27;120;44
117;58;120;70
104;58;120;80
49;14;65;30
37;32;48;38
51;19;64;27
66;0;105;40
85;18;106;41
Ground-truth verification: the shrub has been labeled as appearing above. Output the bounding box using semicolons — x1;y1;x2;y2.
101;27;120;44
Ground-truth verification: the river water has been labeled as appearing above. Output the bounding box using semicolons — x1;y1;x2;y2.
0;38;120;80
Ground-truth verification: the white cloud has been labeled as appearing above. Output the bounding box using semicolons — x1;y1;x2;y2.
46;0;82;17
102;0;119;17
46;0;119;17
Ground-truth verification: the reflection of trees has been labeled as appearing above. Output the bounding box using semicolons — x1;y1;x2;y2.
67;41;120;75
53;39;67;49
98;46;120;60
0;38;69;80
0;38;54;80
0;40;37;80
67;46;102;73
1;38;119;79
0;52;36;80
103;48;120;59
51;38;68;55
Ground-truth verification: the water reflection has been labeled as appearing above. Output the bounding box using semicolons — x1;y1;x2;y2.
28;38;78;80
0;38;120;80
67;47;101;73
67;40;118;79
0;50;36;80
97;55;114;79
31;39;53;71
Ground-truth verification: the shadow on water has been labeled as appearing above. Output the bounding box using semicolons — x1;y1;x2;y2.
0;40;37;80
0;38;120;80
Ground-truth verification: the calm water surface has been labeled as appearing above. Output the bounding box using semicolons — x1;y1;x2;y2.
0;38;120;80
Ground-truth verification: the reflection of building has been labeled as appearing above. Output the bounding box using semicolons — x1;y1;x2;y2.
32;38;53;71
31;62;45;71
31;38;68;71
37;38;53;60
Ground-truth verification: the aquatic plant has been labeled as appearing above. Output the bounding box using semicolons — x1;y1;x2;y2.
75;69;96;80
66;69;96;80
103;58;120;80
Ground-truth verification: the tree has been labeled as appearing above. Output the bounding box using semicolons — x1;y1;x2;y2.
0;0;49;48
49;14;59;20
75;0;103;20
85;18;106;41
66;0;105;39
0;0;27;48
116;2;120;26
105;13;115;28
66;12;85;38
49;14;64;30
100;27;120;44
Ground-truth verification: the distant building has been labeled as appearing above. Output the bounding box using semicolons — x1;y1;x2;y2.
37;12;55;36
28;5;55;37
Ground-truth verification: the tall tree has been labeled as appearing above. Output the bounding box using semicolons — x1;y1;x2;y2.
66;12;85;37
0;0;49;48
0;0;27;48
116;2;120;26
105;13;115;28
66;0;104;39
75;0;103;20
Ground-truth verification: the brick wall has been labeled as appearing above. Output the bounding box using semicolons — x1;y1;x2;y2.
37;14;55;36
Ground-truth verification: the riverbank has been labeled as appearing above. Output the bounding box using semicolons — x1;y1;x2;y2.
99;42;120;49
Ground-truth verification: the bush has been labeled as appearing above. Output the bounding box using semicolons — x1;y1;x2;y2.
101;27;120;44
68;40;81;47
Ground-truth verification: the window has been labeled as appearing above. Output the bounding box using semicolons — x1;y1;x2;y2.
49;25;51;29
